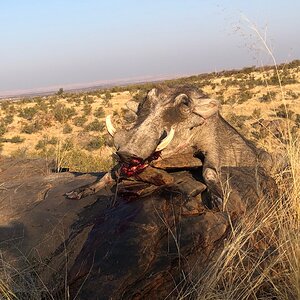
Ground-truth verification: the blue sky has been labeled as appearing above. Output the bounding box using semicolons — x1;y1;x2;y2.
0;0;299;94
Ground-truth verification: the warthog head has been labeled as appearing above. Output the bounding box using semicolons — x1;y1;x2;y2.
106;86;220;176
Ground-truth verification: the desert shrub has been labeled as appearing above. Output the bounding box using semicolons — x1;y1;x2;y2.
34;112;54;128
48;137;58;145
63;123;73;134
73;116;88;127
259;91;277;102
0;123;7;136
94;107;105;118
286;90;299;100
21;122;42;134
276;104;294;119
20;97;32;104
3;114;14;124
18;107;38;120
49;97;58;106
10;136;25;143
83;95;94;104
0;101;10;110
35;101;48;112
57;138;73;151
35;139;48;150
85;119;105;132
103;91;112;107
104;91;112;100
0;102;16;113
269;72;297;85
73;98;82;106
237;90;253;104
63;148;113;172
35;136;58;150
52;103;76;123
84;136;104;151
82;103;92;116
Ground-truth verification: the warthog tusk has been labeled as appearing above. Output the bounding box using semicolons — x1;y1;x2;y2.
156;127;175;152
106;115;116;136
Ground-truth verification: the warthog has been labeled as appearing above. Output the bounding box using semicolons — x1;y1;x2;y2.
63;85;279;298
66;85;277;215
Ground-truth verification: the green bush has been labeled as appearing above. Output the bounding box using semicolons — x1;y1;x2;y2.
103;91;112;107
3;114;14;124
10;136;25;143
82;104;92;116
18;107;38;120
286;90;299;100
52;103;76;122
35;139;47;150
85;119;105;132
237;90;252;104
73;116;88;127
48;137;58;145
276;104;294;119
259;91;277;102
35;101;48;112
84;136;104;151
83;95;95;104
0;123;7;136
94;107;105;118
62;148;113;172
35;136;58;150
63;123;73;134
21;122;42;134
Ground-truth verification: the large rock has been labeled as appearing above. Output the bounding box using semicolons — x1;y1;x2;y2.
0;157;275;299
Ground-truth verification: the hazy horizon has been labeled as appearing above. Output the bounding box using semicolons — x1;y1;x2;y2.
1;0;299;96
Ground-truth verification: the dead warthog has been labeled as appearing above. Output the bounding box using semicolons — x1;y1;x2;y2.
66;85;277;215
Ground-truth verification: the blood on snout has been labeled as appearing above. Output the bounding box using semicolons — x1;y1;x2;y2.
120;151;161;177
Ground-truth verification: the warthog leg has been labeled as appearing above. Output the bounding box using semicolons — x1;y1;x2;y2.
65;172;115;200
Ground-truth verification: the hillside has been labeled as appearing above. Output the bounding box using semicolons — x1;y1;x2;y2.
0;60;299;172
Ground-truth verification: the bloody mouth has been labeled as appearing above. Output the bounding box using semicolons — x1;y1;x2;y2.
120;152;161;177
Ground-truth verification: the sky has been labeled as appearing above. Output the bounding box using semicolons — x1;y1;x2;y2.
0;0;299;95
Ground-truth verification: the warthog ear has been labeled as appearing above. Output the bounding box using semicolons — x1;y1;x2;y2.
194;99;220;119
126;100;139;114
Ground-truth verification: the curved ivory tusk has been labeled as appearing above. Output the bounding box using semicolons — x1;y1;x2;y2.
106;115;116;136
156;127;175;152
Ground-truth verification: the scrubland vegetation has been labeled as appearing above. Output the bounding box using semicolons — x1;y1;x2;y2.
0;60;299;173
0;59;299;299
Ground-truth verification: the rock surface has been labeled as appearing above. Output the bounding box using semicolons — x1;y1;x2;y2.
0;157;276;299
